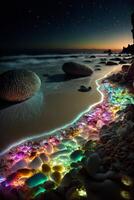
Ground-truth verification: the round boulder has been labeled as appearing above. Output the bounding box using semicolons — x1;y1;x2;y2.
0;69;41;102
62;62;93;77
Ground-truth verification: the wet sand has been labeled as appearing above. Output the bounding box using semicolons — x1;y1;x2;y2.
0;65;121;152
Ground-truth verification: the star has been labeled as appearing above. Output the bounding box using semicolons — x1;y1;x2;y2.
81;4;84;9
27;9;32;14
58;1;62;5
69;4;73;8
66;11;70;16
36;15;40;20
33;24;38;29
47;21;51;25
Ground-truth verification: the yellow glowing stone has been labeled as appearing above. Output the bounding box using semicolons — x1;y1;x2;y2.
121;176;133;186
53;165;65;172
51;171;61;183
42;164;51;174
120;191;131;199
76;188;87;197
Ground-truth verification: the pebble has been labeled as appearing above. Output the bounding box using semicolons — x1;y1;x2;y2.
26;173;48;188
57;144;66;150
53;165;65;172
11;159;27;172
51;171;61;184
70;150;83;162
62;139;77;146
44;143;53;154
86;153;101;176
93;170;115;181
51;150;71;159
17;168;34;178
74;136;87;145
44;180;55;190
29;156;42;170
39;153;50;163
31;186;46;198
42;163;51;174
60;173;72;187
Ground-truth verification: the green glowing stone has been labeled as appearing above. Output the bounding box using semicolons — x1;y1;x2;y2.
32;187;46;198
26;173;48;188
70;150;83;162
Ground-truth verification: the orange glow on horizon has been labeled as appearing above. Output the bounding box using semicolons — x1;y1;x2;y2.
70;35;133;50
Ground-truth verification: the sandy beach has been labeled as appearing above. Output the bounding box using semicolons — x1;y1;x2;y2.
0;56;122;151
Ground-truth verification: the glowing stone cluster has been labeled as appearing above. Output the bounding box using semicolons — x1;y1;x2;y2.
0;78;134;199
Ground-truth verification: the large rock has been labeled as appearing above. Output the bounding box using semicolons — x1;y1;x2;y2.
62;62;93;77
0;69;41;102
127;62;134;78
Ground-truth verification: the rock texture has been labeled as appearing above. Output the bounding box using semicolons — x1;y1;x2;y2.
0;69;41;102
62;62;93;77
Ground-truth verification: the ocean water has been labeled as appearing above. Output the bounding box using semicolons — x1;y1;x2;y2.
0;53;117;94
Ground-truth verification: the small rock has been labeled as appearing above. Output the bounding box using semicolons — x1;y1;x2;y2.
44;180;55;190
86;153;101;176
11;159;27;172
26;172;48;188
29;156;42;170
42;163;51;174
78;85;92;92
106;61;118;66
70;150;83;162
39;153;50;163
51;171;61;184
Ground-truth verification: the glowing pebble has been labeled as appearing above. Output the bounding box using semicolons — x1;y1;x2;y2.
29;156;42;170
51;171;61;184
62;139;76;146
51;149;72;159
11;160;27;172
70;150;83;162
26;173;48;188
17;168;34;178
121;176;133;186
57;144;66;150
76;188;87;197
32;186;46;198
96;119;105;129
39;153;50;163
74;136;86;145
53;165;65;172
42;164;51;174
44;142;53;154
120;191;131;199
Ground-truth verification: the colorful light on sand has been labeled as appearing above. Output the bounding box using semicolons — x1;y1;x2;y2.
0;77;134;199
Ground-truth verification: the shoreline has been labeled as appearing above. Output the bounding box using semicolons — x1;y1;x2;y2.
0;65;121;155
1;64;134;200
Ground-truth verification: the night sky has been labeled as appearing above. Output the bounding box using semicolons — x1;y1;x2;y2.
0;0;134;51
